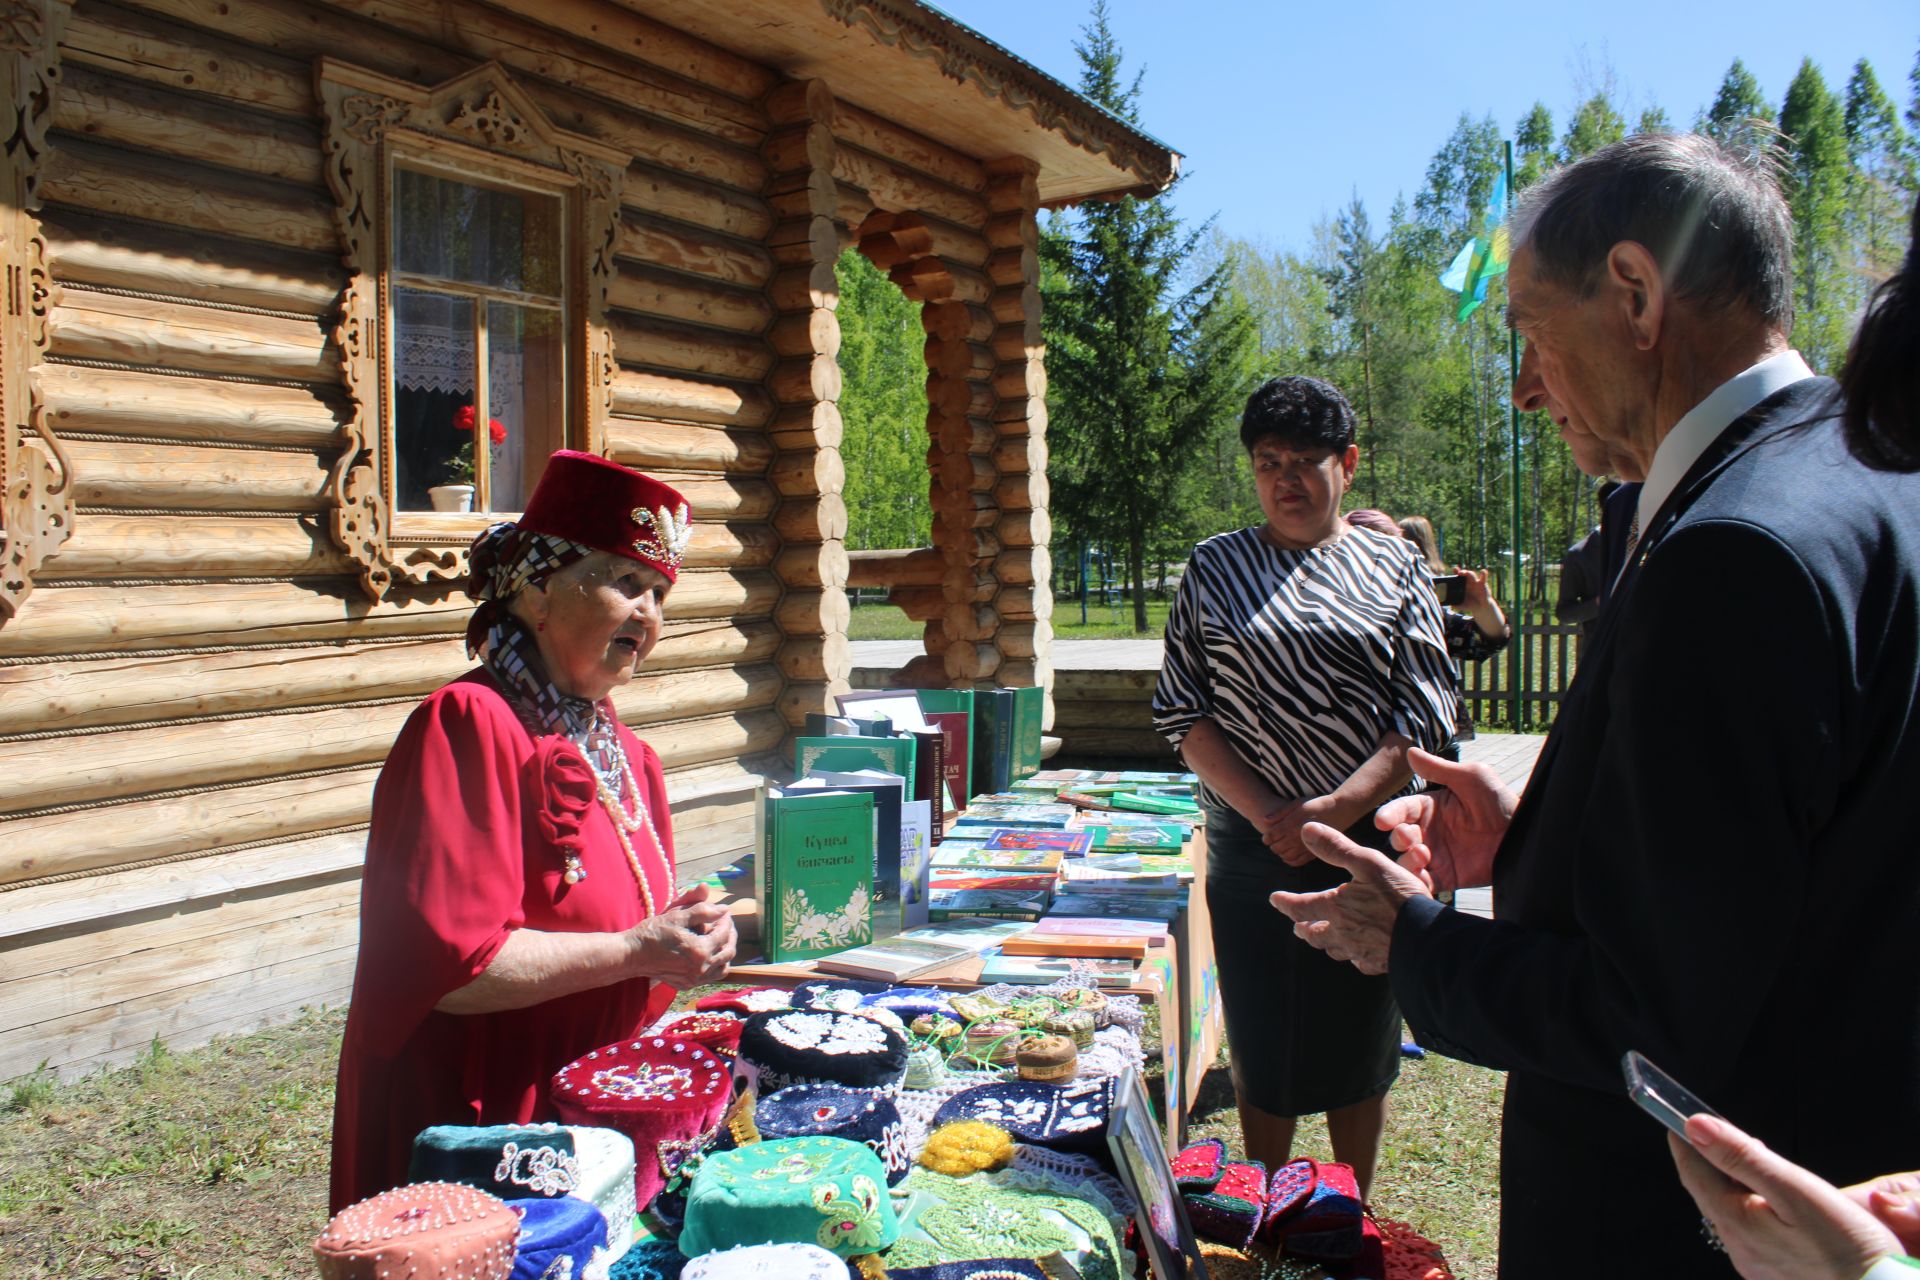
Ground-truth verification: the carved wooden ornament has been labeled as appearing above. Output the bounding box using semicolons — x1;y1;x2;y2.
317;59;626;599
0;0;70;625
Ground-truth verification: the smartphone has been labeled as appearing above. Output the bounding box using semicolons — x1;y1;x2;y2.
1622;1050;1721;1145
1429;573;1467;607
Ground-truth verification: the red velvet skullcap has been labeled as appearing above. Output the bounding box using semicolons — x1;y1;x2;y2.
519;450;692;583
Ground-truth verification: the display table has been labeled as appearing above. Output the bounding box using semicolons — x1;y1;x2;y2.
717;828;1224;1155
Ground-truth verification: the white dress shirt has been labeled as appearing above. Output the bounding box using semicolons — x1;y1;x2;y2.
1633;349;1816;539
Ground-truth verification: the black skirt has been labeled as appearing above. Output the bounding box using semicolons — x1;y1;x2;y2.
1204;802;1401;1117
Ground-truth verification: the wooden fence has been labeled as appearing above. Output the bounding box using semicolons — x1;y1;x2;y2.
1461;608;1584;731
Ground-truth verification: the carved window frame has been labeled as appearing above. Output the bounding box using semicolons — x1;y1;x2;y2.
318;59;625;599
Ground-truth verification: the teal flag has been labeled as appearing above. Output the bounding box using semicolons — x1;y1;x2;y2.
1439;171;1510;322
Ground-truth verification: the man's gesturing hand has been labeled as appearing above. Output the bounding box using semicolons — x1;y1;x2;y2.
1372;747;1518;894
628;884;737;987
1269;821;1432;975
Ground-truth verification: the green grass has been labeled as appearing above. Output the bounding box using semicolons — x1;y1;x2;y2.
0;994;1504;1278
848;598;1174;643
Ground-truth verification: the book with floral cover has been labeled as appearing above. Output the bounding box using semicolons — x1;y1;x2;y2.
758;787;875;963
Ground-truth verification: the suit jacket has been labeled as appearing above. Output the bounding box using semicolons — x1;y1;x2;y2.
1392;380;1920;1278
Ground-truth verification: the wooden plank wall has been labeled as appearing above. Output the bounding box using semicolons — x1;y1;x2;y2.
0;0;1053;1081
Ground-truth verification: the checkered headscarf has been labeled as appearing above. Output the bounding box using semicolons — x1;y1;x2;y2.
464;522;600;738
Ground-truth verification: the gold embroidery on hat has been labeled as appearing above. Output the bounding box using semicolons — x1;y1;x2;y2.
630;502;692;569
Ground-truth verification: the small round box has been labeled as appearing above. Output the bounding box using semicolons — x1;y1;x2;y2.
1042;1008;1096;1050
1015;1034;1079;1083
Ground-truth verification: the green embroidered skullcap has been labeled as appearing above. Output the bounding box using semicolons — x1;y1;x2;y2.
677;1135;900;1260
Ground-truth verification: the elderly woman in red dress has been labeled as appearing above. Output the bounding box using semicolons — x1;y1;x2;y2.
329;451;737;1211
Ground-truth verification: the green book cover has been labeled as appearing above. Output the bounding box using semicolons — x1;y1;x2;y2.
1009;685;1044;781
794;736;915;798
916;690;975;799
760;788;876;963
971;689;1015;797
1081;823;1188;852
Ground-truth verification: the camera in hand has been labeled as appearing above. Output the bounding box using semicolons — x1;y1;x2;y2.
1429;573;1467;607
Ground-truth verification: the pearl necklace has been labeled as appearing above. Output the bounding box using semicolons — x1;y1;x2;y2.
575;734;663;919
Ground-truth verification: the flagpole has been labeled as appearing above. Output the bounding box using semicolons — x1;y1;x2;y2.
1505;139;1525;733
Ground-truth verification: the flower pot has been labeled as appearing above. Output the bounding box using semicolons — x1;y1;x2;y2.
427;484;474;513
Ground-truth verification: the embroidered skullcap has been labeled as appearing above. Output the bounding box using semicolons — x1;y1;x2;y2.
734;1009;909;1099
650;1081;755;1235
792;978;891;1010
550;1036;733;1212
859;987;955;1020
680;1242;848;1280
463;451;690;654
1259;1157;1364;1259
930;1079;1113;1157
313;1181;518;1280
508;1196;609;1280
694;986;793;1016
883;1258;1081;1280
564;1126;639;1263
1183;1158;1268;1248
606;1238;689;1280
678;1136;901;1259
657;1009;746;1060
754;1084;914;1186
408;1123;579;1200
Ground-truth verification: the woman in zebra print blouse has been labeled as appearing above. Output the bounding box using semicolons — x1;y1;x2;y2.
1153;376;1458;1196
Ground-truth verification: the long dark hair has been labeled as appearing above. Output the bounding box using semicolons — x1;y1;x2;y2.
1839;197;1920;471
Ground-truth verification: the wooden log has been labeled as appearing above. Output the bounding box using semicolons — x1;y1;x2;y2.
776;632;851;684
683;522;777;570
47;286;335;384
761;122;835;179
45;514;352;580
923;337;995;379
833;145;988;228
63;6;312;117
1051;698;1156;732
63;439;331;512
936;451;997;495
44;215;342;315
990;283;1042;328
480;0;778;103
34;364;343;448
993;361;1047;402
929;374;993;419
766;310;840;359
609;662;783;728
774;587;850;638
766;355;843;406
994;436;1046;475
767;402;844;453
992;546;1050;587
771;494;850;546
1053;667;1160;698
662;476;776;521
609;312;771;382
609;369;771;429
993;583;1052;622
993;397;1047;436
624;161;773;243
0;623;778;732
931;410;993;456
527;78;768;196
922;300;995;344
996;472;1046;511
776;679;846;729
633;707;787;772
887;586;945;622
847;547;943;590
605;417;774;475
54;63;324;187
41;139;337;256
996;508;1051;549
616;213;771;290
607;264;773;336
944;642;999;683
0;572;780;656
766;215;839;271
768;263;840;314
991;328;1043;363
995;620;1052;661
769;448;846;499
0;769;381;886
832;102;986;195
896;651;948;687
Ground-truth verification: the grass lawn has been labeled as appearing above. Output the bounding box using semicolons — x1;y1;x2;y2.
848;597;1173;642
1;998;1503;1278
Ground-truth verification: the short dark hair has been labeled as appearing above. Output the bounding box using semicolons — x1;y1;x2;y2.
1240;376;1357;453
1838;196;1920;472
1513;131;1794;329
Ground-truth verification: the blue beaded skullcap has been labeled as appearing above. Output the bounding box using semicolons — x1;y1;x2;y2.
930;1078;1114;1157
408;1123;579;1199
792;979;891;1011
754;1084;913;1185
860;987;955;1020
508;1195;609;1280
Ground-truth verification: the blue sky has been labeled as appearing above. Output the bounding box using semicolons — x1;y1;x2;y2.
934;0;1916;252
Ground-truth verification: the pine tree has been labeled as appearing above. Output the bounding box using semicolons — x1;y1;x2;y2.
1561;93;1626;160
835;248;931;551
1041;1;1255;632
1325;198;1389;508
1701;58;1775;155
1842;59;1911;283
1637;105;1672;134
1780;58;1854;370
1515;103;1556;188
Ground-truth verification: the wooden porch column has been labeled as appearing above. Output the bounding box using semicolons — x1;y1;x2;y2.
981;157;1052;726
761;78;851;734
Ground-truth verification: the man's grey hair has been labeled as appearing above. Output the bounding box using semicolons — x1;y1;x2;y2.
1511;131;1794;331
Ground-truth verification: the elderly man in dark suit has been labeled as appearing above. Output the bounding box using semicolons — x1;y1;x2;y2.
1272;133;1920;1278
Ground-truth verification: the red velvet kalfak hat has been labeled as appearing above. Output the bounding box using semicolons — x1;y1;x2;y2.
520;450;692;582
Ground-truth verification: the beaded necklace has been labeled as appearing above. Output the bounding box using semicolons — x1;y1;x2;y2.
570;712;664;919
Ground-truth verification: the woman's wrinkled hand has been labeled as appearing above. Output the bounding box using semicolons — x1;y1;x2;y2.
1263;795;1343;866
627;883;737;988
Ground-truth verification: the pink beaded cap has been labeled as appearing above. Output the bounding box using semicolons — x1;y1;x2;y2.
313;1181;517;1280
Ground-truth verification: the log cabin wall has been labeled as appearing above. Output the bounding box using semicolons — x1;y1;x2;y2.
0;0;1084;1082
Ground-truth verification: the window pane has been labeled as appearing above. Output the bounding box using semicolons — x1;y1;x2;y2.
393;286;476;512
488;302;566;512
393;167;561;296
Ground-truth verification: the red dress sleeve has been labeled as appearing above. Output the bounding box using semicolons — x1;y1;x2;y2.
350;674;534;1058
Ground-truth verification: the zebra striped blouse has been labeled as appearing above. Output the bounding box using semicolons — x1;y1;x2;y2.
1153;525;1459;803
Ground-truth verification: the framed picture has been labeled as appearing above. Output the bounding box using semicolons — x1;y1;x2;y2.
834;689;932;733
1105;1066;1209;1280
